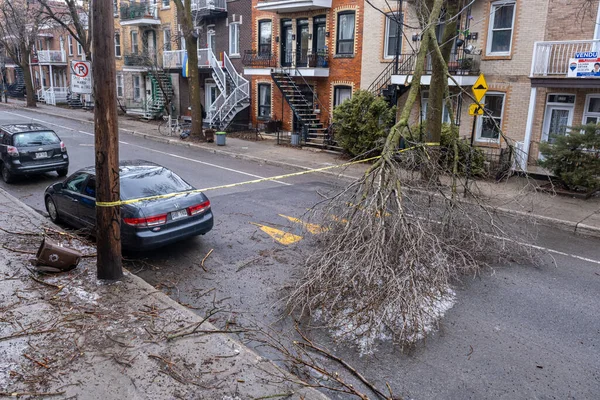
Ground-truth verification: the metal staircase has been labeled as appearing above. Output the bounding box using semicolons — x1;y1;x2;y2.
145;71;174;119
206;50;249;129
368;55;415;105
271;70;332;148
67;91;83;108
7;67;26;98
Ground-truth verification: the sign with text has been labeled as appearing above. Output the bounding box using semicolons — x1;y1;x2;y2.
70;60;92;94
567;51;600;77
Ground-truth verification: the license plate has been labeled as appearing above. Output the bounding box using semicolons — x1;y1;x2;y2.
171;209;187;220
35;152;48;159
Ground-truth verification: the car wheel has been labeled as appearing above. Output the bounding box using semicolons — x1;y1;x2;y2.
1;164;14;184
45;196;60;223
57;168;68;177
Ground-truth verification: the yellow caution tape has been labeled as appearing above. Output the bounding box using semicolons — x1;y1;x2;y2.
96;143;439;207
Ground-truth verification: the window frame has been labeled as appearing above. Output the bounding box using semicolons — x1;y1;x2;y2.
131;30;139;54
333;85;352;108
486;0;516;56
583;94;600;125
229;22;240;57
77;40;83;56
163;28;171;51
67;36;73;56
476;92;505;143
420;90;453;124
384;12;402;59
115;32;121;57
257;83;271;120
258;19;272;56
162;0;170;8
116;73;124;98
336;11;356;55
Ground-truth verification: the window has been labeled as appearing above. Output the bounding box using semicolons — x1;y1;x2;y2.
162;0;169;7
77;40;83;56
583;95;600;124
384;13;402;59
116;74;124;97
420;90;452;124
83;178;96;198
133;75;141;100
258;20;272;56
487;1;516;55
477;93;505;142
115;32;121;57
131;30;139;53
38;39;44;51
163;28;171;51
333;86;352;107
64;173;88;193
336;11;355;55
229;23;240;56
113;0;118;15
68;36;73;56
258;83;271;120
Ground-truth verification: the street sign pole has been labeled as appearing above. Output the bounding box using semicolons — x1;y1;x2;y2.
465;73;488;197
465;113;477;197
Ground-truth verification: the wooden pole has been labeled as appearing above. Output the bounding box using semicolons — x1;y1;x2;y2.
93;0;123;280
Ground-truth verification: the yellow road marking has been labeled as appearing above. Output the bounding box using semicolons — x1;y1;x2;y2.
250;223;303;245
278;214;328;234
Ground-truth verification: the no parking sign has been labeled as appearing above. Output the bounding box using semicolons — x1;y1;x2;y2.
70;60;92;94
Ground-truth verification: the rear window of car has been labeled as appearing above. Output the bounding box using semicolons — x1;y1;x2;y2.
120;167;193;200
13;131;61;147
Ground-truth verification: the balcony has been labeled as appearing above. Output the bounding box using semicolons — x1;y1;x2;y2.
256;0;332;13
124;52;157;68
243;49;329;76
162;49;216;70
191;0;227;17
120;2;160;26
37;50;67;64
390;50;481;86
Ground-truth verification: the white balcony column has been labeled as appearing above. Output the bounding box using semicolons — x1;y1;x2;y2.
521;87;538;170
39;65;45;93
49;64;54;90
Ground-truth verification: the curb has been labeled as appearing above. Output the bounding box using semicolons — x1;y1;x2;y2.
2;102;599;238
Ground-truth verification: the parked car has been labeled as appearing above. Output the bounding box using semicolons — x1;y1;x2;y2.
44;160;214;251
0;123;69;183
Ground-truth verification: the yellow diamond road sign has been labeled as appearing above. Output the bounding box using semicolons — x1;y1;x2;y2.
468;103;484;116
472;73;488;103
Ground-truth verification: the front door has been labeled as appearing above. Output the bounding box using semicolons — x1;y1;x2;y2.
281;20;293;67
145;30;156;61
542;105;573;145
207;28;216;52
205;81;218;112
296;19;309;67
145;75;153;108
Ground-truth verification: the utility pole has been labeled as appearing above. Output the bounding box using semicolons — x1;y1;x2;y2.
93;0;123;280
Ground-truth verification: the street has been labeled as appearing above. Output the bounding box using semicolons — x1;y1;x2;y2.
1;108;599;399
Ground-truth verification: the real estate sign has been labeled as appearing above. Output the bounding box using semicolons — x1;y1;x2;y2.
567;52;600;77
70;60;92;94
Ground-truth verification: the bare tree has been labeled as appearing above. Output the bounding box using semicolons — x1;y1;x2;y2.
38;0;92;60
172;0;203;139
0;0;44;107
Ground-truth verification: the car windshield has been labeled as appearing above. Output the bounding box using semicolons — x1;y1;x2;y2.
13;131;60;147
120;167;193;200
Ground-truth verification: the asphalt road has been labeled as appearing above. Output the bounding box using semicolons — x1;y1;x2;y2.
1;109;599;399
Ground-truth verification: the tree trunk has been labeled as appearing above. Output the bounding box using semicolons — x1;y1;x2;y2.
19;44;36;107
185;33;204;138
93;0;123;280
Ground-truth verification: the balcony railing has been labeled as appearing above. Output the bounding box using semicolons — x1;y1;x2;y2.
120;2;158;21
37;50;66;63
243;50;277;68
392;49;480;76
191;0;227;12
280;49;329;68
124;52;157;66
531;39;600;77
162;49;214;69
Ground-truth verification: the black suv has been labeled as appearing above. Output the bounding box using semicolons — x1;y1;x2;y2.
0;123;69;183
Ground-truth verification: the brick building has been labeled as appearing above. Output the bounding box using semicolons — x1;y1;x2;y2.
243;0;365;147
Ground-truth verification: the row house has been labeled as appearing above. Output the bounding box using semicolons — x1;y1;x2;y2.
115;0;251;128
243;0;365;148
380;0;600;170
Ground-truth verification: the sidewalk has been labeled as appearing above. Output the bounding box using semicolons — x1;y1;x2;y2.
1;99;599;237
0;188;327;398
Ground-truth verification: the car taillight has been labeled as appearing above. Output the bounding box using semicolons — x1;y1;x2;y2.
7;146;19;157
60;141;67;152
123;214;167;228
187;200;210;216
